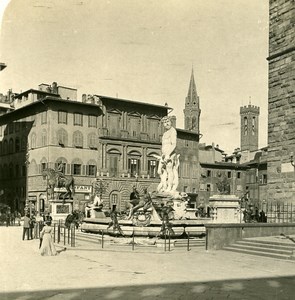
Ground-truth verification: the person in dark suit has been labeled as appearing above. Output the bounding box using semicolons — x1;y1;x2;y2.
22;214;31;240
43;212;52;226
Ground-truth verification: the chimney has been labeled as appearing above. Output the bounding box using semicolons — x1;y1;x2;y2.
82;94;87;103
52;82;58;94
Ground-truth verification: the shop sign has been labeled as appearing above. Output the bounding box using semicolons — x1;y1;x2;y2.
28;195;37;201
54;185;91;193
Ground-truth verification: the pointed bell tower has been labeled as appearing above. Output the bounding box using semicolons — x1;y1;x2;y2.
183;68;201;133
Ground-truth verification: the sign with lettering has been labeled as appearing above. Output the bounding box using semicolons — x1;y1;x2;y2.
56;205;70;214
54;185;92;193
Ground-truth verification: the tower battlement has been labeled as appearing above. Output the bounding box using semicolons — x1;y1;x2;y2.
240;105;260;115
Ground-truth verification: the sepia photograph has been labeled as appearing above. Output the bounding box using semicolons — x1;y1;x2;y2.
0;0;294;299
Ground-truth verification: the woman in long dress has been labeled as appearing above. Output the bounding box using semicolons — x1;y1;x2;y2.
40;221;57;256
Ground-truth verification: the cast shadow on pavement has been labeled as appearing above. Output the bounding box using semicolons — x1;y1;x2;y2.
2;275;295;300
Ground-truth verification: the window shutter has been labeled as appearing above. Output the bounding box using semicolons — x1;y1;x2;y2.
138;159;141;175
82;165;86;176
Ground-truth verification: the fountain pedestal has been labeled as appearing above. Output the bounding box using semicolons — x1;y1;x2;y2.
49;200;73;221
209;195;241;223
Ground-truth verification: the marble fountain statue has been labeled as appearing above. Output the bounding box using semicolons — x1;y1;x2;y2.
81;116;206;239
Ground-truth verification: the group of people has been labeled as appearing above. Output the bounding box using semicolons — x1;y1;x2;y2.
22;211;66;256
22;212;52;240
0;211;21;227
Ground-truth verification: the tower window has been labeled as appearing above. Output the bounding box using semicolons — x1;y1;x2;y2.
252;117;255;135
244;117;248;135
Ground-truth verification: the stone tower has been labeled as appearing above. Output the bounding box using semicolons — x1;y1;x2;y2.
267;0;295;203
240;104;260;152
183;68;201;133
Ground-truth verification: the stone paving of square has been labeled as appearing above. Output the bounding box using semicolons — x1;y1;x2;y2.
1;226;295;299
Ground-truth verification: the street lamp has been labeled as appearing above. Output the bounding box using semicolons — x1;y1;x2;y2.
25;143;31;216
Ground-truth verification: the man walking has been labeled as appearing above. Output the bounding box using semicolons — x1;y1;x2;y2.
22;214;31;240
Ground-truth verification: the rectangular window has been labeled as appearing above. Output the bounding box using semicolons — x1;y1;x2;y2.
109;156;118;177
111;194;118;205
148;160;157;178
88;165;96;176
207;170;211;177
88;115;97;128
73;164;81;175
58;111;67;124
206;184;211;192
128;158;140;177
149;120;159;140
74;113;83;126
130;118;139;138
41;111;47;124
237;172;241;179
182;162;190;177
227;171;231;178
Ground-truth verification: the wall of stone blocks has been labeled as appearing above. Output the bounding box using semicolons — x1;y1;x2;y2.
267;0;295;203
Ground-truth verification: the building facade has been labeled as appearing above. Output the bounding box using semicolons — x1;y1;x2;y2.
267;0;295;203
0;82;200;215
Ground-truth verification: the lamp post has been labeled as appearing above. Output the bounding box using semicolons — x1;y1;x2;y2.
25;143;31;216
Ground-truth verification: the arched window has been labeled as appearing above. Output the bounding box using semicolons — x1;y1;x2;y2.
73;131;83;148
40;157;48;172
21;137;27;151
107;149;121;177
57;128;68;146
30;159;38;175
41;129;47;147
3;140;8;154
15;137;20;152
9;138;14;153
31;133;36;149
88;133;97;149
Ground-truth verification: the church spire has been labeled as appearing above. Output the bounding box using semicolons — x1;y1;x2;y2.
183;68;201;133
187;68;198;104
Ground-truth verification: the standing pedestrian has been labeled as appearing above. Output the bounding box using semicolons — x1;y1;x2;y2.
29;213;36;239
22;214;31;240
40;221;66;256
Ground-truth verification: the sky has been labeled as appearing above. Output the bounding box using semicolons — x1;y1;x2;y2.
0;0;269;154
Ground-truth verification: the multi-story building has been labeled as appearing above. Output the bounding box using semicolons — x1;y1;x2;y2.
267;0;295;203
0;81;200;215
